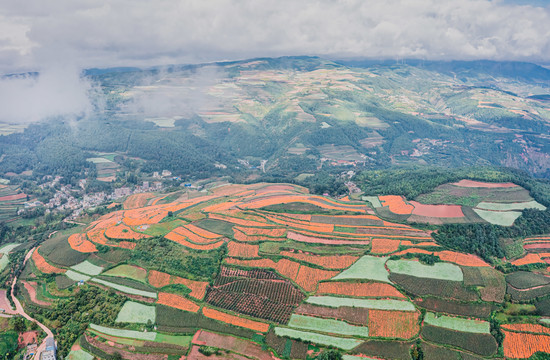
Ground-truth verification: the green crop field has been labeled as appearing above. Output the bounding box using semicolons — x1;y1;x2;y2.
386;260;463;281
67;348;94;360
103;264;147;282
472;209;521;226
71;261;104;276
343;356;377;360
476;200;546;211
154;333;192;346
90;324;156;341
91;278;157;298
0;243;19;271
305;296;416;311
332;255;389;282
116;301;156;324
288;314;369;337
424;312;490;333
65;270;91;282
274;327;362;350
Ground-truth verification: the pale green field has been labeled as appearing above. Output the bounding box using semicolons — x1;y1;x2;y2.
476;200;546;211
332;256;389;282
0;243;19;271
473;209;522;226
103;264;147;282
154;333;192;346
424;312;490;333
288;314;369;337
274;327;362;350
92;278;157;298
386;260;463;281
86;157;113;164
343;356;377;360
71;261;104;276
65;270;91;282
145;117;177;127
116;301;156;324
67;349;94;360
306;296;416;311
362;196;382;208
90;324;156;341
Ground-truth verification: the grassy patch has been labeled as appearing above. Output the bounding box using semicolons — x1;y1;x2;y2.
386;259;463;281
55;275;76;290
476;200;546;211
116;301;156;324
288;314;369;337
103;264;147;282
305;296;415;311
473;209;522;226
274;327;361;350
40;228;89;266
67;348;94;360
424;312;490;333
70;261;104;276
194;219;235;237
332;255;389;282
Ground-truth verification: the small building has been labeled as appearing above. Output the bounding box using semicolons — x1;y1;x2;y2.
40;337;56;360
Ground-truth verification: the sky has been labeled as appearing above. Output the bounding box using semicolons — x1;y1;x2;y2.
0;0;549;123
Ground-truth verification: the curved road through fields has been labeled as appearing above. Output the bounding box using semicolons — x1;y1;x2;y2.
11;247;54;360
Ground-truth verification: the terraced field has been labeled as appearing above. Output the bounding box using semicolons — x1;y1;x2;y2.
23;181;549;359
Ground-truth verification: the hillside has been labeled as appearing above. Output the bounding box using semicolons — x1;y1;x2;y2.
9;180;550;359
1;57;550;184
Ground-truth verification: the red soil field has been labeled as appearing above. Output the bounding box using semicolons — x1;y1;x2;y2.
185;224;222;238
234;226;287;237
453;179;518;188
240;195;366;213
68;233;97;253
105;224;151;240
233;228;285;242
502;330;550;358
280;251;358;269
228;241;260;258
32;249;65;274
294;265;339;292
371;239;401;254
202;307;270;333
165;234;225;250
512;253;545;266
192;330;274;360
400;240;439;247
201;201;239;213
123;192;155;209
379;195;414;215
256;184;296;193
157;292;200;313
502;324;550;335
18;331;39;347
436;251;490;267
123;206;168;226
317;282;405;298
225;258;301;281
392;248;433;256
524;243;550;250
0;193;26;201
368;309;420;339
168;226;221;244
148;270;208;300
409;201;464;218
210;213;271;227
287;231;371;245
262;214;335;233
22;281;51;306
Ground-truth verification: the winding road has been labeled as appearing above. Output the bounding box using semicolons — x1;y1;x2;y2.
10;247;54;360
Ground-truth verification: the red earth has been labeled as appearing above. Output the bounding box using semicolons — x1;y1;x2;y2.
452;179;518;188
409;201;464;218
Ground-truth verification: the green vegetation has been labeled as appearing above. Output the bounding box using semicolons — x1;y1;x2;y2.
65;270;91;282
386;260;463;281
67;348;94;360
288;314;369;337
115;301;156;324
70;261;103;276
103;264;147;282
274;327;362;350
0;243;19;271
90;323;157;340
305;296;416;311
0;331;18;358
476;200;546;211
472;208;522;226
424;312;490;333
332;255;389;282
91;278;157;298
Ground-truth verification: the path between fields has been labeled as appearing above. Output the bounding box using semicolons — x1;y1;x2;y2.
11;247;55;360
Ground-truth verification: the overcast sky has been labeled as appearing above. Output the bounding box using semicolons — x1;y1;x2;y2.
1;0;550;74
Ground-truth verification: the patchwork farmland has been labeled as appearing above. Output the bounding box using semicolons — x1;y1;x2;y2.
13;180;550;359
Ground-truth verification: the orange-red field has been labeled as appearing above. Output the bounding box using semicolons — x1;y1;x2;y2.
502;329;550;358
202;307;270;333
68;233;97;253
317;281;405;298
157;292;200;313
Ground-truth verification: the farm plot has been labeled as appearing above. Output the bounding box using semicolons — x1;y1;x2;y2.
67;348;94;360
274;328;362;350
148;270;208;300
103;264;147;282
502;329;550;359
317;281;405;298
68;234;97;253
280;251;358;269
389;273;479;301
157;292;200;312
295;303;370;326
332;256;389;282
506;271;550;289
502;323;550;335
202;307;270;333
368;309;420;339
472;208;522;226
476;200;546;211
193;330;274;360
288;314;369;337
305;296;416;311
92;278;157;298
70;261;103;276
424;312;490;333
421;324;497;356
378;195;413;215
414;297;492;318
227;241;259;258
32;250;65;274
116;301;156;324
350;339;415;359
386;259;463;281
65;270;91;282
0;243;19;271
287;231;370;245
409;201;464;218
